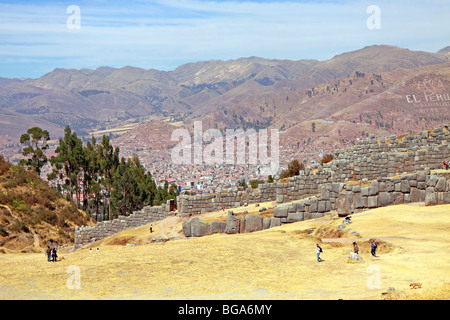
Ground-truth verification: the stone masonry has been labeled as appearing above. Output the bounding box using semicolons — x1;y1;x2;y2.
182;170;450;238
178;125;450;216
74;201;174;250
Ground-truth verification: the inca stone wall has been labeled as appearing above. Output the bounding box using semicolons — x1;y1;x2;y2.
74;125;450;246
74;202;174;250
179;125;450;216
182;171;450;238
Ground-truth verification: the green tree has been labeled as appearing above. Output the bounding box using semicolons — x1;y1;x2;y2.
111;157;138;217
168;183;179;203
81;136;101;213
97;135;120;220
19;127;50;176
237;179;247;190
48;126;85;206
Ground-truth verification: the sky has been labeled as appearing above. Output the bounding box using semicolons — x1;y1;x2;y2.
0;0;449;78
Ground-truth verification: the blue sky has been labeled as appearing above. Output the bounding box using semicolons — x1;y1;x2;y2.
0;0;449;78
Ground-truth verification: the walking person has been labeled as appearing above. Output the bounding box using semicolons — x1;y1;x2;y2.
46;246;52;262
316;244;323;262
149;225;153;233
371;240;378;257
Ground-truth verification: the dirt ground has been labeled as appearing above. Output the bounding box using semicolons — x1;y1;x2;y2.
0;202;449;300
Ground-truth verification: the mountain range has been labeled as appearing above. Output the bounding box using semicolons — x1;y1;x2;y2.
0;44;449;162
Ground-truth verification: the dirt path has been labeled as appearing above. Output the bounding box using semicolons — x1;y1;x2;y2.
157;216;183;239
0;204;40;251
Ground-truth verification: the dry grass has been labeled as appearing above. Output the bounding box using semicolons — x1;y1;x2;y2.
0;203;449;300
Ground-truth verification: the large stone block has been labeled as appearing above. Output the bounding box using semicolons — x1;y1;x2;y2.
287;212;304;223
209;221;222;234
309;198;318;212
274;206;289;218
354;194;368;209
436;177;447;192
425;187;437;206
245;215;263;233
410;188;425;202
337;193;355;216
444;192;450;204
401;180;410;193
378;192;393;207
182;220;191;237
190;217;207;237
263;218;271;230
368;181;379;196
269;217;281;228
367;196;378;208
225;213;240;234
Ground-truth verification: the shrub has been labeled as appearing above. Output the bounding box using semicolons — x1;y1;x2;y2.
320;154;334;165
10;218;30;233
0;226;9;236
279;159;304;179
11;199;29;213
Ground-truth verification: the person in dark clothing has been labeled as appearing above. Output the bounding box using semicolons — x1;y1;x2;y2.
51;247;57;262
371;240;378;257
353;242;359;254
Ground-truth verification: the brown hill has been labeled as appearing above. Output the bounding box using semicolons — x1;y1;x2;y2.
0;44;448;162
0;155;94;252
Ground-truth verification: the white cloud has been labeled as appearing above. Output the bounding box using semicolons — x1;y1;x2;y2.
0;0;448;77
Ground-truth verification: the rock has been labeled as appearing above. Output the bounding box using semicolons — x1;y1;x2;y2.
182;220;191;237
263;218;271;230
368;181;379;196
354;194;368;209
209;221;222;234
332;183;345;194
225;213;240;234
427;175;438;187
337;193;354;216
378;192;393;207
245;215;263;233
269;217;281;228
276;194;284;203
367;196;378;208
287;212;304;223
190;217;207;237
436;177;446;192
309;198;318;212
274;206;289;218
410;188;425;202
348;252;363;262
425;187;437;206
401;180;410;193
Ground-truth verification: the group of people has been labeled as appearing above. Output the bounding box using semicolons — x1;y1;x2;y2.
315;239;378;262
353;240;378;257
45;246;58;262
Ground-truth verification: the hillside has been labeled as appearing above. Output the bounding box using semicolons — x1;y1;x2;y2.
0;155;94;252
0;44;448;163
0;201;448;299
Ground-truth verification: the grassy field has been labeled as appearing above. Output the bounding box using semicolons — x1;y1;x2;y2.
0;203;449;300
